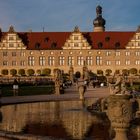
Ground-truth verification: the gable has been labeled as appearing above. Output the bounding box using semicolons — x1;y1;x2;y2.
62;27;92;50
126;30;140;49
0;26;26;50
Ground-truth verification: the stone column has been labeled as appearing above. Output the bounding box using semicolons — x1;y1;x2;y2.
107;95;133;140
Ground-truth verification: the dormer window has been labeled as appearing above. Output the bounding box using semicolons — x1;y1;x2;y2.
105;36;110;42
51;42;57;49
98;42;103;48
115;42;120;48
35;42;40;49
44;37;49;43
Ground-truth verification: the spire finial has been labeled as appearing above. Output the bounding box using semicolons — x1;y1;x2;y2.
8;25;15;33
74;26;80;32
96;5;102;16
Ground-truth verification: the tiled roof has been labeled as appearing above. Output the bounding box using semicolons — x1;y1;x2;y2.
18;32;71;50
1;31;135;49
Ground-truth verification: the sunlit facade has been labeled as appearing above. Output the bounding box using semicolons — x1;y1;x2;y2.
0;5;140;76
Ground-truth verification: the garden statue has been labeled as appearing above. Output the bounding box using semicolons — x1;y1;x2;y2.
69;66;74;84
76;76;86;100
54;69;61;95
109;76;127;95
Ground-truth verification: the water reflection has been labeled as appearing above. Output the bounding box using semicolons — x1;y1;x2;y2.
0;100;110;140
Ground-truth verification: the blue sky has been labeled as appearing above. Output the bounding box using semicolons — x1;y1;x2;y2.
0;0;139;32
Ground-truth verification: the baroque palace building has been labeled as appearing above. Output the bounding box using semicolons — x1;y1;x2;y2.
0;5;140;76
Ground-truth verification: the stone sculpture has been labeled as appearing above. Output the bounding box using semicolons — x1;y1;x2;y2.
107;95;133;140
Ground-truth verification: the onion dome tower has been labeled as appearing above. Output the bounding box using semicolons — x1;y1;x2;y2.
93;5;106;32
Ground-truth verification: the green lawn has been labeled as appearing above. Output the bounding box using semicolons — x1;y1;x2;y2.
1;85;55;97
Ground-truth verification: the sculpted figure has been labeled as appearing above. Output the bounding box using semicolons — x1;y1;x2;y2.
109;76;127;95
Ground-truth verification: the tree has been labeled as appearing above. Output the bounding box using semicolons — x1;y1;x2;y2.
105;69;112;76
88;71;97;79
115;69;120;75
75;71;81;79
42;68;51;76
18;69;25;76
122;69;129;76
27;69;35;76
53;68;61;74
1;69;8;76
97;70;103;75
10;69;17;76
36;69;41;75
129;68;137;75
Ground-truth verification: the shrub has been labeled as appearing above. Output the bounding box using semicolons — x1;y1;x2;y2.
1;69;8;75
18;69;25;76
75;71;81;79
42;68;51;76
105;69;112;76
10;69;17;76
36;69;41;75
129;68;137;75
122;69;129;76
97;70;103;75
27;69;35;76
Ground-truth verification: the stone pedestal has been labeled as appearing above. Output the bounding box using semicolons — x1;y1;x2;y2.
107;95;133;140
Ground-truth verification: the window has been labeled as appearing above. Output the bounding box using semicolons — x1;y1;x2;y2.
125;51;130;56
105;36;110;42
77;56;84;66
98;42;103;48
106;60;111;65
88;51;92;54
135;51;140;56
51;42;57;48
115;60;120;65
115;42;120;48
59;56;65;66
48;56;55;66
35;42;40;49
20;52;25;57
125;60;130;65
86;56;92;65
60;51;64;55
40;52;44;55
3;52;8;57
12;52;16;56
39;56;46;66
106;51;111;56
115;51;120;56
30;51;33;55
135;60;140;65
9;43;14;47
12;61;17;66
9;36;14;40
69;52;73;55
68;56;74;66
20;61;25;66
74;43;78;47
96;56;102;65
50;51;54;55
74;36;78;40
28;56;35;66
3;61;8;66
